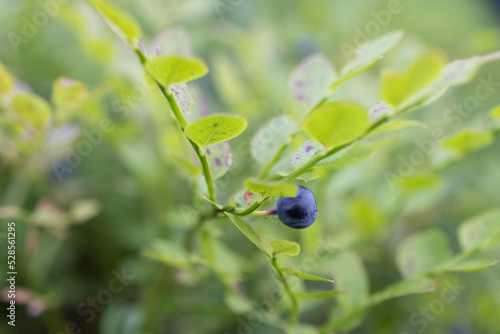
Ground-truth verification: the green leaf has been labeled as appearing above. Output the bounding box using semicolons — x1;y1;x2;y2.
437;256;498;273
288;53;337;106
381;52;446;106
303;101;369;149
0;61;14;96
184;114;247;147
332;30;404;91
331;251;369;313
442;130;494;156
370;278;436;305
396;229;452;277
367;120;427;138
169;83;194;116
243;178;298;198
206;141;232;179
225;213;271;258
347;197;383;237
271;240;301;256
490;105;500;119
296;290;348;300
397;174;441;192
11;93;51;131
291;140;324;169
142;240;190;269
251;116;298;165
405;51;500;108
459;208;500;251
146;55;209;87
281;268;333;282
51;77;88;113
89;0;142;46
320;143;374;169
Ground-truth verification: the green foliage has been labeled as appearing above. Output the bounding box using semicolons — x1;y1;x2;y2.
333;30;404;91
459;209;500;251
381;52;446;106
146;55;209;87
280;268;334;282
243;178;298;197
271;240;301;256
302;101;369;149
225;213;271;258
88;0;142;46
442;130;494;156
0;61;14;96
3;3;500;334
10;92;51;131
184;114;248;147
396;229;452;277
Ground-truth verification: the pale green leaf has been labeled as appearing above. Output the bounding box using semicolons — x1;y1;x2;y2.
142;240;190;269
459;208;500;251
243;178;298;198
437;256;498;273
251;116;298;165
396;229;452;277
89;0;142;45
206;141;232;179
146;55;209;87
367;120;427;138
291;140;324;169
332;30;404;91
51;77;88;113
0;61;14;96
169;83;194;116
271;240;301;256
381;52;446;106
490;105;500;119
320;143;374;169
11;93;51;131
331;251;369;313
303;101;369;149
288;53;337;106
281;268;333;282
442;130;494;156
370;278;436;305
185;114;247;147
225;213;270;257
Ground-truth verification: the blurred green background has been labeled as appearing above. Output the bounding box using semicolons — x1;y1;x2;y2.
1;0;500;333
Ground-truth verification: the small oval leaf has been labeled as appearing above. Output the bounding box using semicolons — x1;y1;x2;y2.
271;240;301;256
303;101;369;149
146;55;209;87
185;114;248;147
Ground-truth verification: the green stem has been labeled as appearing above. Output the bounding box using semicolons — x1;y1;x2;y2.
232;199;265;216
280;116;390;183
134;48;216;202
259;141;289;179
271;255;299;325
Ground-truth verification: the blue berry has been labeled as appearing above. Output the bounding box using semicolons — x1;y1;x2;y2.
276;186;318;229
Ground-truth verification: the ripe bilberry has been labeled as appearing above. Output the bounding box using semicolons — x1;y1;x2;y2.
276;186;318;229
